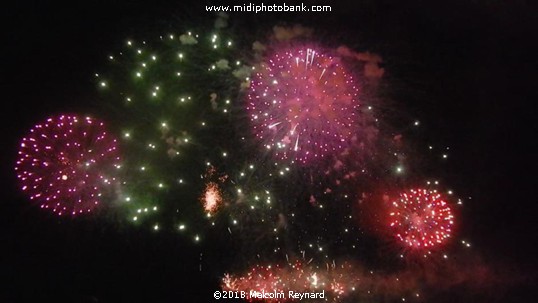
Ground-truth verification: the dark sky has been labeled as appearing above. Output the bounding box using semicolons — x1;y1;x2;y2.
1;1;536;302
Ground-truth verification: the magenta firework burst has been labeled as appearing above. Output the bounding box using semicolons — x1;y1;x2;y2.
247;46;361;164
389;189;455;249
15;114;120;216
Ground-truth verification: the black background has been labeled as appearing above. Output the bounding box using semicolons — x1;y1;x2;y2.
1;1;536;302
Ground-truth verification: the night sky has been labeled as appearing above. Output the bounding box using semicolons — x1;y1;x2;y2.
1;1;536;302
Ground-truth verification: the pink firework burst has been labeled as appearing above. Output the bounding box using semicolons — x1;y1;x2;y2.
389;189;454;249
247;46;361;164
15;114;120;216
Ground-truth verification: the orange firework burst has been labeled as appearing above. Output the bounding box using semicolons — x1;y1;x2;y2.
201;181;223;215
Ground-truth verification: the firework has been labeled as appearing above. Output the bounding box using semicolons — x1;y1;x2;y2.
222;259;422;302
247;46;361;164
388;188;454;249
94;28;290;247
94;29;243;234
200;165;227;215
222;262;319;302
201;182;223;215
15;114;120;216
198;161;286;253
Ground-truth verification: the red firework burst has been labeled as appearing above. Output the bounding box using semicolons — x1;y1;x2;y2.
15;114;120;216
388;189;454;249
